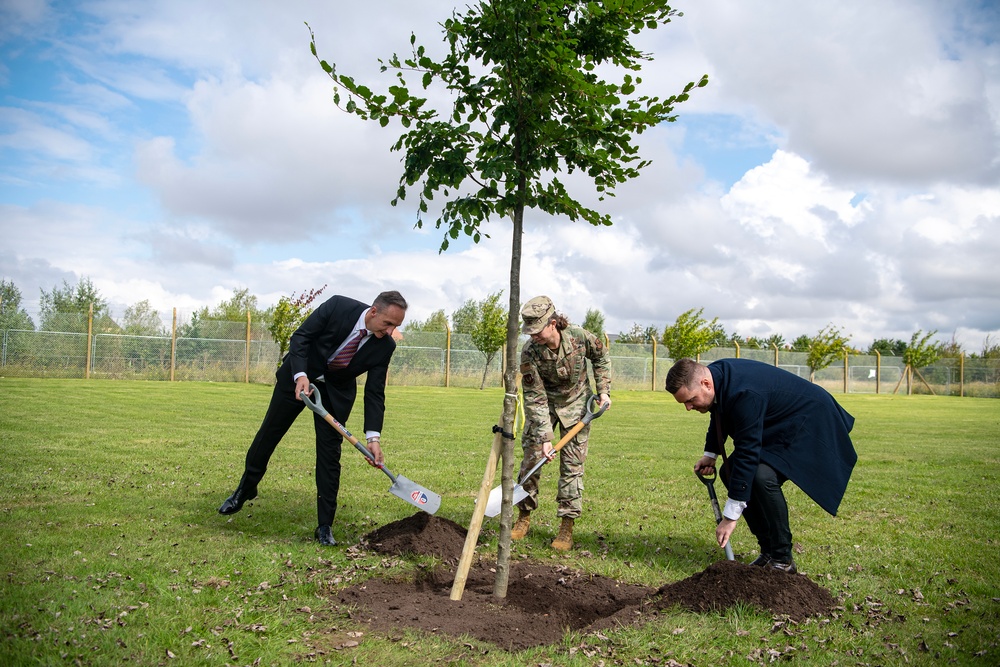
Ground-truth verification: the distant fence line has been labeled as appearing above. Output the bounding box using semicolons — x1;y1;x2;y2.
2;322;997;398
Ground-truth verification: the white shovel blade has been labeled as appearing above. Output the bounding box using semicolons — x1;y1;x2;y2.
483;483;529;518
389;476;442;515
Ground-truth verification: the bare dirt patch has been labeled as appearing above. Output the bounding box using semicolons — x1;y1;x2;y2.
330;513;835;651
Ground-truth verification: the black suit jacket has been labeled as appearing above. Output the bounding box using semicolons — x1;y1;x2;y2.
286;295;396;433
706;358;857;516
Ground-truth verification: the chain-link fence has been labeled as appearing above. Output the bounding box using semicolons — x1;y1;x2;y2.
2;319;997;397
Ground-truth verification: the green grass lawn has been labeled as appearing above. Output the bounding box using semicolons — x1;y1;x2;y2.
1;378;999;666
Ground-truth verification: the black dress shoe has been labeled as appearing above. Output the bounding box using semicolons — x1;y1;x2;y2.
770;559;797;574
749;553;772;567
314;526;336;546
218;486;257;515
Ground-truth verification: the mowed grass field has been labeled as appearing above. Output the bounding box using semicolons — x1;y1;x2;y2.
1;378;998;666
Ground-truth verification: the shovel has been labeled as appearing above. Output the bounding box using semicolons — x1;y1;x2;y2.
482;394;607;518
301;383;441;515
696;469;735;561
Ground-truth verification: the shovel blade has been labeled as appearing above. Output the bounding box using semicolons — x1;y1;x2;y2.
483;483;529;518
389;475;441;515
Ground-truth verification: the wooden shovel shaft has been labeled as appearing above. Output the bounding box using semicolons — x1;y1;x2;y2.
318;411;397;483
513;395;606;487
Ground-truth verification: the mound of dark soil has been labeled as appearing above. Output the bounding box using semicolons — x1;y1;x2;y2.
361;512;468;563
651;559;835;618
335;513;836;651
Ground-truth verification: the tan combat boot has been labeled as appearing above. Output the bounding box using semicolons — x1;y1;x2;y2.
551;517;574;551
511;509;531;540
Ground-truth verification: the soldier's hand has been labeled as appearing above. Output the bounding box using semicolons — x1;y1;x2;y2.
542;441;555;460
598;393;611;410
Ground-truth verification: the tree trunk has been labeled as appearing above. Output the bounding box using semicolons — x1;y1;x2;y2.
493;191;525;600
479;356;490;390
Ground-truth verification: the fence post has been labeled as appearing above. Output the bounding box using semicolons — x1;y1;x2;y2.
960;353;965;397
875;350;881;394
245;311;251;384
651;338;656;391
445;325;452;388
843;350;849;394
773;342;779;367
733;340;740;359
85;302;94;379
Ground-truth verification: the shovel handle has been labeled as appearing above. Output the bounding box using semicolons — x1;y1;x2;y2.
695;469;735;561
301;383;397;483
515;394;607;485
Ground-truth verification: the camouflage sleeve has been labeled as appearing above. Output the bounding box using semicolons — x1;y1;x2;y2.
585;330;612;395
519;346;554;445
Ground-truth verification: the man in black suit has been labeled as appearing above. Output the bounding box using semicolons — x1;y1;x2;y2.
666;358;857;573
219;291;407;546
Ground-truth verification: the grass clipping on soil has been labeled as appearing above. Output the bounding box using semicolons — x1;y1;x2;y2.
334;513;835;651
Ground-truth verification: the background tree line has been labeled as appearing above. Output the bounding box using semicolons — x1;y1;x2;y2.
4;278;999;382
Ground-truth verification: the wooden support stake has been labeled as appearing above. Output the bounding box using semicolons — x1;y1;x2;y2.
450;426;504;601
913;366;936;395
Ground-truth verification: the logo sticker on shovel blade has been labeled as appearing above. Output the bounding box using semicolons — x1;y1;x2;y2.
411;490;429;505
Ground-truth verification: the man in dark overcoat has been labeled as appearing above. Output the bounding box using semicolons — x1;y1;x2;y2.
666;357;857;573
218;291;407;546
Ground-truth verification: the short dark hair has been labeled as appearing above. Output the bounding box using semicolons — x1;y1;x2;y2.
373;291;408;312
665;358;703;394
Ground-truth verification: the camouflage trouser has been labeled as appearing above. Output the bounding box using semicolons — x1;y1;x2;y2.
516;420;590;519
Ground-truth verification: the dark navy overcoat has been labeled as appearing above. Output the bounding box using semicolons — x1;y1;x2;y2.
705;359;857;516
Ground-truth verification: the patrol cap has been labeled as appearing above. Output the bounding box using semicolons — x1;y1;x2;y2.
521;296;555;334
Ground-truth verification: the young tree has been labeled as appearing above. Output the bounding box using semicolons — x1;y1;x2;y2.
660;308;723;360
616;323;658;344
898;329;944;395
0;279;35;331
867;338;907;357
582;308;605;339
207;287;273;323
120;300;167;370
974;334;1000;360
311;0;706;597
404;309;450;333
790;334;812;352
471;292;508;390
806;324;850;382
268;285;327;364
763;334;786;350
39;277;113;333
451;299;480;335
122;300;166;336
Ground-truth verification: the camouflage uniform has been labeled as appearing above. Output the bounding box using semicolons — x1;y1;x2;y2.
519;324;611;518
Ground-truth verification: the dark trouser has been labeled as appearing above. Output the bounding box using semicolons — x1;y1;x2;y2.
725;462;793;563
240;363;348;527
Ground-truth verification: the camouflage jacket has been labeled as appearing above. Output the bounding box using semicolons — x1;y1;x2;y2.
519;324;611;445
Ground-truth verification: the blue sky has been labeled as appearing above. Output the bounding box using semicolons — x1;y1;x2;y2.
2;0;999;350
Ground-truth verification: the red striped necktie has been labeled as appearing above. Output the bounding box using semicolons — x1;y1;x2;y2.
328;328;367;370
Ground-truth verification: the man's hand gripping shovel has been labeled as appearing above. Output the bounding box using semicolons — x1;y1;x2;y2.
696;468;735;561
482;395;607;518
301;383;441;515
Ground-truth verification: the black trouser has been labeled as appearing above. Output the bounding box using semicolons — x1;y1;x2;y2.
724;462;793;562
241;363;348;527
